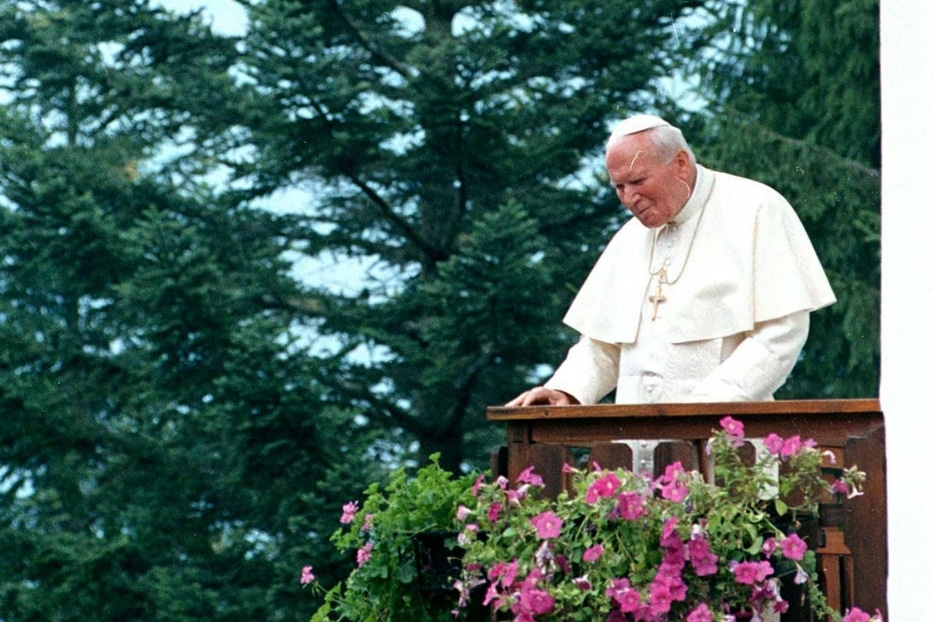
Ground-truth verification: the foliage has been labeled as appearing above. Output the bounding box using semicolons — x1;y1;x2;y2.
230;0;708;471
0;2;378;620
307;455;478;621
455;418;872;621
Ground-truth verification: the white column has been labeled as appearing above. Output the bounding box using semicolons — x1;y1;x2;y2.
880;1;934;618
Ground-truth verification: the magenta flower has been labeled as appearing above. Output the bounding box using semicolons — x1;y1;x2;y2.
613;491;647;520
583;544;604;563
687;537;719;576
356;542;373;567
764;433;784;455
657;462;689;502
719;416;745;441
606;578;642;612
842;607;884;622
686;603;714;622
762;537;777;557
530;511;563;539
586;471;621;504
506;487;528;505
555;553;570;574
339;500;359;524
300;565;315;585
489;559;519;588
487;501;502;523
516;586;555;615
832;478;864;499
572;576;592;591
731;560;774;585
482;581;503;608
780;533;808;561
832;479;851;495
780;435;804;458
661;516;680;544
516;465;544;487
471;474;485;496
842;610;870;622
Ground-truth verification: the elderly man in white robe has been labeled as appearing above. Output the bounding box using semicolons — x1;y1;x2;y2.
507;114;835;409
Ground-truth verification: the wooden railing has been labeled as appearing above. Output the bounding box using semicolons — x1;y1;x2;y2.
487;398;886;620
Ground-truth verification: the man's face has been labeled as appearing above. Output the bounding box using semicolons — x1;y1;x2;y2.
605;132;694;228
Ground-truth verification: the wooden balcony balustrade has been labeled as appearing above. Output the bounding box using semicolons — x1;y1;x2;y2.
487;398;886;621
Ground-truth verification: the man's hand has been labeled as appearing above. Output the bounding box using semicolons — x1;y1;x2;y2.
504;387;580;407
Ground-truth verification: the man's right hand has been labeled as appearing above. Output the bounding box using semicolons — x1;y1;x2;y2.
504;387;579;407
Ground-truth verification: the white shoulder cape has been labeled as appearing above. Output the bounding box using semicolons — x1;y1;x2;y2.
562;168;836;344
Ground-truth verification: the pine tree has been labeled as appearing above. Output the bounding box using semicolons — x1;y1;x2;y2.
0;2;372;619
229;0;707;471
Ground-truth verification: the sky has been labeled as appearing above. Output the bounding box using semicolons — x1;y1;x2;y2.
150;0;248;36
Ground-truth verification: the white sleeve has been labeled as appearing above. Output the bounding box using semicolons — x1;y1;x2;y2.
690;311;810;401
544;336;620;404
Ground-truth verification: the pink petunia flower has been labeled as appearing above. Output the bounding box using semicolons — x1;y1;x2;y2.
842;607;884;622
780;533;808;561
530;511;563;539
780;435;804;458
356;542;373;567
658;462;689;502
516;466;544;487
762;537;778;557
487;501;502;523
572;576;592;591
300;565;315;585
516;586;555;615
489;559;519;588
506;487;527;505
687;537;719;576
764;433;784;455
719;416;745;441
583;544;604;562
456;504;472;521
686;603;714;622
648;566;687;615
842;609;871;622
613;491;646;520
586;471;621;504
606;578;642;613
731;560;774;585
339;501;359;524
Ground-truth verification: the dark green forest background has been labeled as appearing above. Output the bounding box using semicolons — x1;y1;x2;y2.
0;0;878;619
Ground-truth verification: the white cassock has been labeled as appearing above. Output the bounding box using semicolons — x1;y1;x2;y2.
545;165;836;404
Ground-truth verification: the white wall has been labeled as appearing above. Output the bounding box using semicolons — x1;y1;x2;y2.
880;1;934;618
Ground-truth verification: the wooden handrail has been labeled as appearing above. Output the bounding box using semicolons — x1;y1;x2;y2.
486;398;886;620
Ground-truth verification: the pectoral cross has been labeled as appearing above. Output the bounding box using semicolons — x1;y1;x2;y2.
649;268;668;321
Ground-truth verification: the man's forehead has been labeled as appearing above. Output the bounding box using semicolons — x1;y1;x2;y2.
606;133;660;174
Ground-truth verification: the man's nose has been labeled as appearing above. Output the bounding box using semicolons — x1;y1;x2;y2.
619;186;639;207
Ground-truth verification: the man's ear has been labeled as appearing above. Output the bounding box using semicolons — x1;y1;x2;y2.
674;148;692;172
